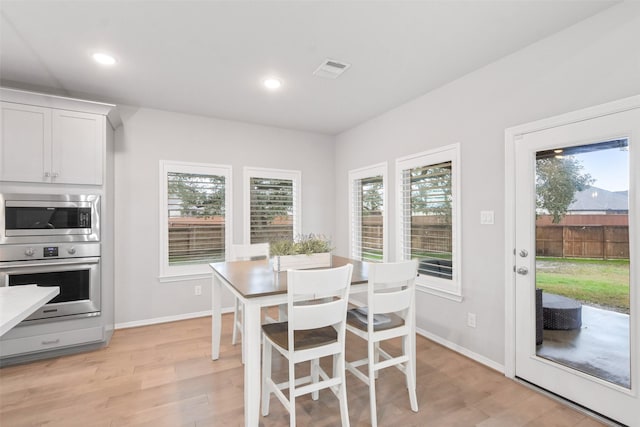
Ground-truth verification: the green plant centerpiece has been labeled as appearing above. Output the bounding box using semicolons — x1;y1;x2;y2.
270;234;333;272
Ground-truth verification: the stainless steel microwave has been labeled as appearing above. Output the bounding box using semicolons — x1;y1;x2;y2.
0;194;100;244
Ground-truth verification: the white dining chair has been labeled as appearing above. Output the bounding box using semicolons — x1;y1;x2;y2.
345;260;418;427
229;243;270;352
261;263;353;427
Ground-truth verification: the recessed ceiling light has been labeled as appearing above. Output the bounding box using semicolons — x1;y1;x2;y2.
92;52;117;66
263;78;282;90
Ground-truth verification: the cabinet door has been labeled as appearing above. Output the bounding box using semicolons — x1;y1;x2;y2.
0;102;51;183
52;110;104;185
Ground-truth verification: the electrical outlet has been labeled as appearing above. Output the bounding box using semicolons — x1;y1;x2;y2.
194;285;202;296
467;312;477;328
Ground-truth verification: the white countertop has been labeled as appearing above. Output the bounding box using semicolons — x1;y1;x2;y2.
0;285;60;337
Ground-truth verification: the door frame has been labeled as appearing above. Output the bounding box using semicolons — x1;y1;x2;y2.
504;94;640;379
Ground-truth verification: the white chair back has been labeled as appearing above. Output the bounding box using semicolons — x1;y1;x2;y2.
368;259;417;320
230;243;269;261
229;242;271;352
287;264;353;334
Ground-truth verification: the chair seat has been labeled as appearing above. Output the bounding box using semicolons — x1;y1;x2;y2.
262;322;337;351
346;309;405;331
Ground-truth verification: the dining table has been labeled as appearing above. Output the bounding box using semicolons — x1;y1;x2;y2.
209;255;369;427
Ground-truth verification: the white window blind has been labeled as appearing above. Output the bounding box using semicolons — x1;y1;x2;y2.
349;162;387;262
167;172;227;265
402;161;453;279
249;176;295;243
351;175;384;262
244;167;301;245
397;144;461;298
160;160;232;280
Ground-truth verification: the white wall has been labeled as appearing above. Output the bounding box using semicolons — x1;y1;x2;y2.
333;2;640;367
114;107;334;325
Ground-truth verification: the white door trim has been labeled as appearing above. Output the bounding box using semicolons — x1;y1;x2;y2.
504;94;640;379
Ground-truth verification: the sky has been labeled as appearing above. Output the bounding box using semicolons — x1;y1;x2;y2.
575;146;629;192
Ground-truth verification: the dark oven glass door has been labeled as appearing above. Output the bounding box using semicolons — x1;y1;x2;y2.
0;258;101;321
5;206;92;231
9;269;90;303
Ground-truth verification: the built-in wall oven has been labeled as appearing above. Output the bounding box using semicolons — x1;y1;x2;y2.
0;194;102;324
0;243;101;323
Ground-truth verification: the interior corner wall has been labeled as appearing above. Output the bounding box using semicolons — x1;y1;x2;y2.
333;2;640;367
113;108;334;325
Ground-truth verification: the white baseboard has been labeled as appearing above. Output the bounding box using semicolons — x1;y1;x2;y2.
115;307;233;330
416;326;505;374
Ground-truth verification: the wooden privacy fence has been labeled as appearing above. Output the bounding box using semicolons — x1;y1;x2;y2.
536;225;629;259
168;218;225;263
362;216;452;253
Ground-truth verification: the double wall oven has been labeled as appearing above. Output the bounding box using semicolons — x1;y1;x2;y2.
0;194;101;323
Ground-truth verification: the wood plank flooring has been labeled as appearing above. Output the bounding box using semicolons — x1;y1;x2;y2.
0;315;606;426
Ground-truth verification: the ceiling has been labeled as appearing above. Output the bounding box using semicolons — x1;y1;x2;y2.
0;1;619;135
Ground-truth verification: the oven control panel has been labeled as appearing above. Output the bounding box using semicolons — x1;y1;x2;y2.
0;243;100;262
43;246;59;257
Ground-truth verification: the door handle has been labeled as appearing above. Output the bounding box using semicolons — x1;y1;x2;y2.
517;267;529;275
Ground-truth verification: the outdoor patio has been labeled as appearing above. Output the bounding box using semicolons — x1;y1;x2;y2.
537;303;630;389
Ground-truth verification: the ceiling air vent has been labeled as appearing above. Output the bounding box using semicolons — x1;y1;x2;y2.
313;59;351;79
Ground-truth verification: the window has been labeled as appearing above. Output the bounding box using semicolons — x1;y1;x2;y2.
349;163;387;262
159;160;232;280
244;167;301;244
396;144;461;299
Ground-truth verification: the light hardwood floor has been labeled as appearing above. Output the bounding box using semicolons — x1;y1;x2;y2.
0;315;606;427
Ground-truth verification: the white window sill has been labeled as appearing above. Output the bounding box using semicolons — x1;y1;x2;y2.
416;284;463;302
159;272;212;283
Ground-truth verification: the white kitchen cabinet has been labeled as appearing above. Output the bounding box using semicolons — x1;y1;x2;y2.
0;326;104;357
0;101;105;185
0;102;51;183
52;109;105;185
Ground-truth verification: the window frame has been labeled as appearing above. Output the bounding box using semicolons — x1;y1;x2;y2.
396;143;462;300
348;162;388;262
159;160;232;281
243;166;301;245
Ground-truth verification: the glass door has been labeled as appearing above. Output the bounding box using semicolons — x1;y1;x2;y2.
513;106;639;426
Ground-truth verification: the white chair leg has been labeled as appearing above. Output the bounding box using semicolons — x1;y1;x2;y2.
311;359;320;400
232;298;239;345
405;335;418;412
374;341;380;379
368;341;378;427
261;336;272;416
337;354;350;427
289;359;296;427
241;307;245;364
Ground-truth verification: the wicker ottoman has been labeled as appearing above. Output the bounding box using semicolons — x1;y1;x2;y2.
542;293;582;330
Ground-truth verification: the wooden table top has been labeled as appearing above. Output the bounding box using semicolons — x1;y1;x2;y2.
210;255;369;299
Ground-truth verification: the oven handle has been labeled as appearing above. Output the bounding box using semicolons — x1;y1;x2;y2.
0;257;100;269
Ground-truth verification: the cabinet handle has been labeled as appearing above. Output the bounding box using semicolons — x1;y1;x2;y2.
44;171;50;178
51;172;59;178
41;339;60;345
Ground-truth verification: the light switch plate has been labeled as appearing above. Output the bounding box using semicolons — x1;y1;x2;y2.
480;210;494;225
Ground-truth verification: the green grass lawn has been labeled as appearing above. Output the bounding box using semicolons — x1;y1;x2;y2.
536;257;630;313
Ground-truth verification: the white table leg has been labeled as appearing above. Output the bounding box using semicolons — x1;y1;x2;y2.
211;273;222;360
244;302;261;427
